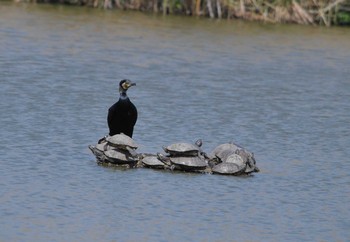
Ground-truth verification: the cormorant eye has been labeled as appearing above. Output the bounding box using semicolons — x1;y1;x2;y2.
122;82;129;89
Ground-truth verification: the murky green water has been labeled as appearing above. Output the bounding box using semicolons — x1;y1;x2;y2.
1;2;350;241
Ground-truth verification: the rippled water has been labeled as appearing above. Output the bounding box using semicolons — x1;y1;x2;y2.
1;2;350;241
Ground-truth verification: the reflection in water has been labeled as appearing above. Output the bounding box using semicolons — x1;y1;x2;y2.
0;2;350;241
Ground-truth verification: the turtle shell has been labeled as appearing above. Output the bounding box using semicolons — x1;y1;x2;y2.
163;143;200;156
95;142;115;152
212;162;246;175
169;156;208;171
106;133;138;150
141;155;166;169
226;154;245;166
104;149;136;165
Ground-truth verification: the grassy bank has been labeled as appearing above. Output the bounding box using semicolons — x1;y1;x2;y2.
14;0;350;26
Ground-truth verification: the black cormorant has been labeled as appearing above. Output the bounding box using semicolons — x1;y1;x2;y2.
107;79;137;137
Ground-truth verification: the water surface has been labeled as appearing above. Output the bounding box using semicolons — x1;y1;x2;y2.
1;2;350;241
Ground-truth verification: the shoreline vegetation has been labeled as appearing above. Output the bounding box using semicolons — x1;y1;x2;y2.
14;0;350;26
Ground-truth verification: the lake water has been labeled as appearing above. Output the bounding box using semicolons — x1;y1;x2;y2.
1;2;350;241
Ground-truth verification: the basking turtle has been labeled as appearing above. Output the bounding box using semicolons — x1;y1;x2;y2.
89;145;105;161
104;149;137;166
89;140;114;162
158;153;208;171
212;154;246;175
170;156;208;171
140;154;168;169
212;149;260;175
235;149;259;174
210;143;243;162
212;162;245;175
163;139;204;157
105;133;138;157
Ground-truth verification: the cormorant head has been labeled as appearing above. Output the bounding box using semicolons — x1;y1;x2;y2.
119;79;136;93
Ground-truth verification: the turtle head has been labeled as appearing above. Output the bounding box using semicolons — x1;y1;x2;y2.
119;79;136;93
162;146;168;153
195;139;202;147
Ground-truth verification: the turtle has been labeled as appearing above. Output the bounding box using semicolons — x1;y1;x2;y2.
105;133;138;157
158;153;208;171
212;162;246;175
210;142;243;162
88;140;114;162
235;149;259;174
88;136;114;161
104;148;137;166
89;145;105;161
170;156;208;171
140;154;168;169
162;139;204;157
211;154;246;175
